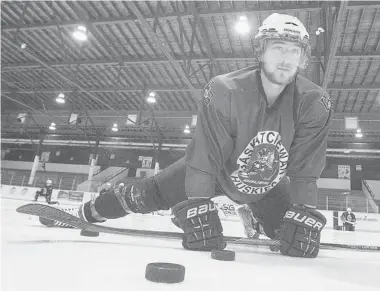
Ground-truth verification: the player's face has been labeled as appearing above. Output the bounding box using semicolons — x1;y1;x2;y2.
261;40;302;85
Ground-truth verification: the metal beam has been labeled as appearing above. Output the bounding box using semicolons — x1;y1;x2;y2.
2;93;69;125
3;83;380;95
2;51;379;72
189;2;218;76
2;1;377;33
127;1;197;95
1;87;202;94
4;109;379;121
316;5;323;85
2;39;160;148
327;83;380;91
322;1;348;89
1;3;322;33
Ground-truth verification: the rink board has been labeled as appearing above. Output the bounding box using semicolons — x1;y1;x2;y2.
1;184;379;232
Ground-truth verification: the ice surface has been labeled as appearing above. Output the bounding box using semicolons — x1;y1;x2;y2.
2;198;380;291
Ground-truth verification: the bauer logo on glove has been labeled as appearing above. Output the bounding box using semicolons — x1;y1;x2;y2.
173;199;226;251
279;205;326;258
283;210;324;231
187;202;217;219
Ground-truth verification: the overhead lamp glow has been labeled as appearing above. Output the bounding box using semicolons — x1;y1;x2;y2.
184;124;190;134
355;132;363;138
49;122;56;131
147;91;157;103
56;93;65;104
111;123;118;132
147;97;156;103
235;16;250;35
73;25;88;41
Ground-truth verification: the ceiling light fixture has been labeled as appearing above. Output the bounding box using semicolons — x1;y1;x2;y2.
56;93;65;104
235;15;250;35
73;25;88;41
147;91;157;103
184;124;190;134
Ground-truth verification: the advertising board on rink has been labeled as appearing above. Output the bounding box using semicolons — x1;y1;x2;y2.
0;184;95;206
1;184;379;233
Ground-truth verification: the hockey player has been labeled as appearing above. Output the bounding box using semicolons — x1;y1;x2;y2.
34;179;58;205
41;13;332;258
99;182;112;195
341;207;356;231
118;183;125;193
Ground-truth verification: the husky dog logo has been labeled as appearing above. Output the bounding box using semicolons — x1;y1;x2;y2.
231;131;289;195
241;148;279;181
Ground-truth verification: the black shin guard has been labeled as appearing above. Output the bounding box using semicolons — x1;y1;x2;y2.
121;158;188;214
84;176;172;221
154;157;188;207
123;177;170;214
85;158;189;221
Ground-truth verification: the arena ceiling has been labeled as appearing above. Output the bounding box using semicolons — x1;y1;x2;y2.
1;1;380;146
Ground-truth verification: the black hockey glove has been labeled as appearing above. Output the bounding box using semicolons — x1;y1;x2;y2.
278;205;326;258
172;198;226;251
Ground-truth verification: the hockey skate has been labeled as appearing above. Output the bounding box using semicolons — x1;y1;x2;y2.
236;205;280;252
236;205;260;239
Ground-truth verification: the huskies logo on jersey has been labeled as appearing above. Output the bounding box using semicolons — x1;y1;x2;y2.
231;131;289;195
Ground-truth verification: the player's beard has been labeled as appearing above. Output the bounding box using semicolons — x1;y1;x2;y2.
261;62;297;86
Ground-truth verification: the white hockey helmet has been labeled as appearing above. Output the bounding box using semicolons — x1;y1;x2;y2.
46;179;52;186
119;183;125;187
254;13;311;69
347;207;352;212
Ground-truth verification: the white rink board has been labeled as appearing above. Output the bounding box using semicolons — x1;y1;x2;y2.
2;184;379;232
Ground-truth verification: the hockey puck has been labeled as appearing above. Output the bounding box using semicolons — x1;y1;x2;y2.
269;244;280;252
80;229;99;237
145;262;185;283
211;249;235;261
